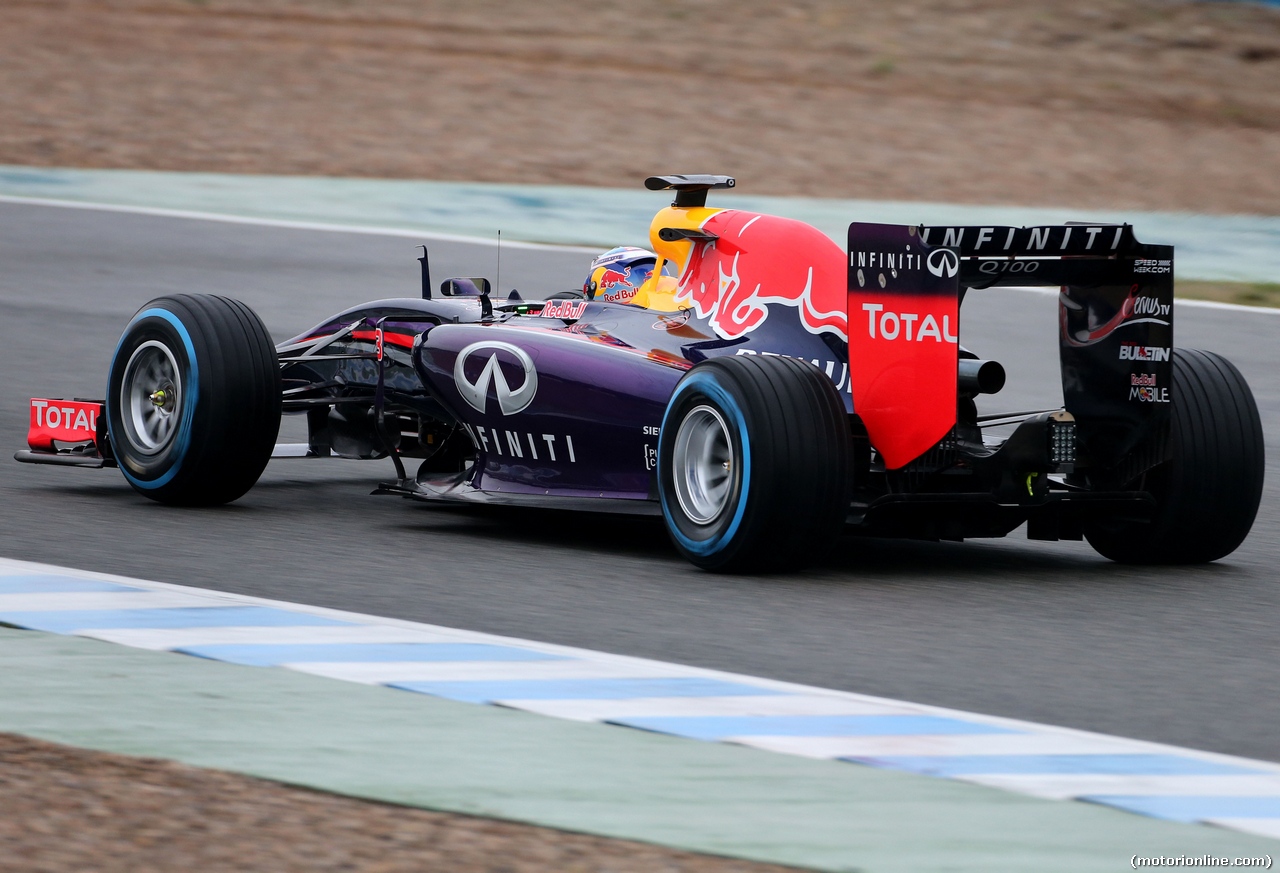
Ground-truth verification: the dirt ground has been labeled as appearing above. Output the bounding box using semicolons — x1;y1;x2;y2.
0;732;809;873
1;0;1279;214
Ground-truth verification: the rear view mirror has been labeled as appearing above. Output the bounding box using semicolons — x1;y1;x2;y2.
440;278;491;297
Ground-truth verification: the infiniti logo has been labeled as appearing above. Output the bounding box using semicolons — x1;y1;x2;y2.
927;248;960;278
453;341;538;416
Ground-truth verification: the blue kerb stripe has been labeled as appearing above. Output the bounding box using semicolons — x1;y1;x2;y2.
0;607;354;632
606;714;1018;741
389;677;782;704
1083;795;1280;823
844;754;1265;777
0;575;142;594
175;642;570;666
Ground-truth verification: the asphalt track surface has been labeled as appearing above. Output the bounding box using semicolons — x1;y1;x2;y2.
2;201;1278;762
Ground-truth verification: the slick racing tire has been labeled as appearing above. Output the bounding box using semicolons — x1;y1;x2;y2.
1085;349;1264;564
658;355;852;572
106;294;281;506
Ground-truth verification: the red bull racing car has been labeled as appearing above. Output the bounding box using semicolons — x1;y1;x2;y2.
16;175;1265;572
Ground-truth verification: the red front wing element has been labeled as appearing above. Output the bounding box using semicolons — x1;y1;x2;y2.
847;225;961;470
28;398;103;452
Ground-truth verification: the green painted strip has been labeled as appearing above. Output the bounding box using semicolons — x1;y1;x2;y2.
0;628;1272;872
0;165;1277;282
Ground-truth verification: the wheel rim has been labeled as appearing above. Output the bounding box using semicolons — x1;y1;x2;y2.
120;340;183;455
672;404;734;525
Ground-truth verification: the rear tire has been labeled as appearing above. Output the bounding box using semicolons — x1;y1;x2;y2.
658;355;851;572
1085;349;1263;564
106;294;281;506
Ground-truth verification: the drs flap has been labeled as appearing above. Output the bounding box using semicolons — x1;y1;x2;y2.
847;224;961;470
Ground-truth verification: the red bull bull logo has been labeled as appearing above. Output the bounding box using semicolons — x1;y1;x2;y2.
592;263;655;304
597;268;630;300
674;211;848;342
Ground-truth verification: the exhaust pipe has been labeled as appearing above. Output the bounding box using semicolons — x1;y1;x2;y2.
958;359;1006;395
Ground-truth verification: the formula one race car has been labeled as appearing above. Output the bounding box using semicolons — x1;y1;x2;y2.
17;175;1265;571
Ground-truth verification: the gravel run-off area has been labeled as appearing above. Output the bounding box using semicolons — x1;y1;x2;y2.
2;0;1279;214
0;732;808;873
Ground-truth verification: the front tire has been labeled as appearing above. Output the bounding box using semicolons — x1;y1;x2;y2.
106;294;281;506
658;355;852;572
1085;349;1264;564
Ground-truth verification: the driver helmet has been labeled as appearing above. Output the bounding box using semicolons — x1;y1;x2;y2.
584;247;672;305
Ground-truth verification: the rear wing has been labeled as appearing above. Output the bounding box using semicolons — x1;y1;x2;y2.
917;223;1167;288
848;222;1173;477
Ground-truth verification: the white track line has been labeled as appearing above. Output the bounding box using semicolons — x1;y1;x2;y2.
4;555;1280;839
2;194;1274;314
0;193;599;253
0;556;1274;770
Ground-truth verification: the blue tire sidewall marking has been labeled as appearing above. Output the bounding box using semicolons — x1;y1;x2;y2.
658;370;752;558
107;307;201;490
